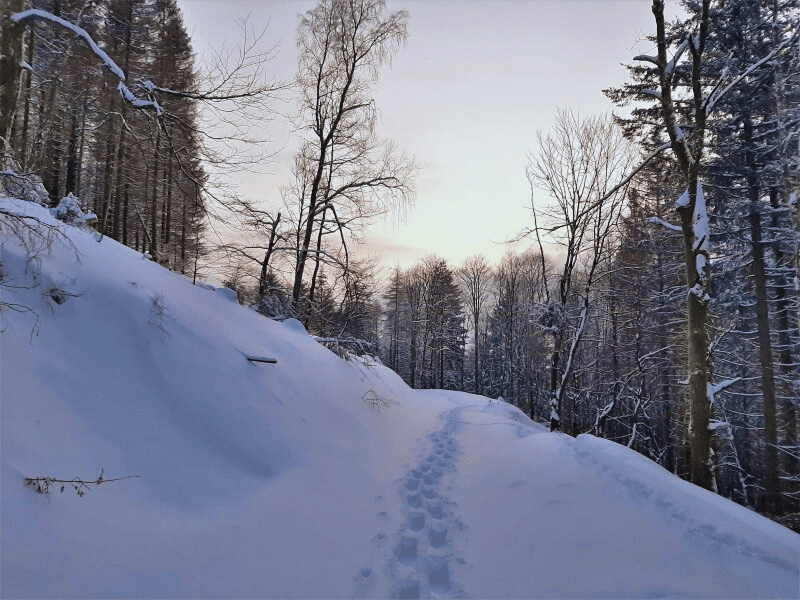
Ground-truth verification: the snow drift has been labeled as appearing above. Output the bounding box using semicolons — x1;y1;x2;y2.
1;196;798;599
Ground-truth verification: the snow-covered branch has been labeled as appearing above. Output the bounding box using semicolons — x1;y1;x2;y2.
705;27;800;115
12;9;164;115
648;216;682;232
709;377;742;398
11;9;125;80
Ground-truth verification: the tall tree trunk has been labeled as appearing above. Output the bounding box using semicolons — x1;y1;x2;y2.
549;344;560;429
111;122;126;241
679;192;712;490
75;101;86;195
180;200;187;274
409;316;418;389
19;27;34;170
744;120;781;514
474;314;480;395
770;188;798;512
0;0;26;156
150;131;161;260
65;110;78;195
48;107;62;203
258;213;281;298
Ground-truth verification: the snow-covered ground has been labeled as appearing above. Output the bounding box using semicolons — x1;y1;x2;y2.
2;196;798;599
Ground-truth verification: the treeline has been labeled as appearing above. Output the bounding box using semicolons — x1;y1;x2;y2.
3;0;206;272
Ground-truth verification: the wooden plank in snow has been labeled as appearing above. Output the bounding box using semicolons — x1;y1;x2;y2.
246;355;278;364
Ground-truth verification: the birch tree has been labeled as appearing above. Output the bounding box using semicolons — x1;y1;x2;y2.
290;0;414;312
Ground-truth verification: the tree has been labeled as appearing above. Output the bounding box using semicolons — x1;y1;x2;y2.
290;0;414;311
457;254;493;395
626;0;797;492
523;108;633;431
6;1;279;282
0;0;27;159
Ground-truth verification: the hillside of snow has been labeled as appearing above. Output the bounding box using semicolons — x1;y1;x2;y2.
1;196;799;599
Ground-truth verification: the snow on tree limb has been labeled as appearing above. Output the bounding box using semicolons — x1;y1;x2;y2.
117;82;163;115
648;216;682;232
11;9;163;115
633;53;659;65
639;88;662;99
11;9;125;80
665;39;688;78
705;28;800;116
708;378;742;398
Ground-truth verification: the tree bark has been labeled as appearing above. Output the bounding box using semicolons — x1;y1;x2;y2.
0;0;26;155
744;120;781;514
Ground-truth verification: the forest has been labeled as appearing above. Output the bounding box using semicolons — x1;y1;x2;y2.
1;0;798;533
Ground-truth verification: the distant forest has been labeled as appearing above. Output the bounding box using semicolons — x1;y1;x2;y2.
1;0;798;530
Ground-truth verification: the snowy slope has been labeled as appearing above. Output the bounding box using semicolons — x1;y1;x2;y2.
1;196;798;599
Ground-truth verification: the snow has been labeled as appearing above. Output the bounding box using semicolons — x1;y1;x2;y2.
49;192;96;225
693;181;709;252
11;9;126;81
640;88;662;99
215;286;238;303
2;196;799;598
675;183;710;283
649;215;682;232
12;10;164;116
117;82;164;115
696;252;707;279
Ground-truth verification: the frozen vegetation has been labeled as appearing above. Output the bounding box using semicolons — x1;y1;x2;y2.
1;196;798;598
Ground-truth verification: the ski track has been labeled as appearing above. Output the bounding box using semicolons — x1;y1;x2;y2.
355;406;467;599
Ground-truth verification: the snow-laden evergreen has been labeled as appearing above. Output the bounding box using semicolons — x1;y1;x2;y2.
1;196;798;598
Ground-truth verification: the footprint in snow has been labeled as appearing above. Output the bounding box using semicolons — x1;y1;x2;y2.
383;406;467;599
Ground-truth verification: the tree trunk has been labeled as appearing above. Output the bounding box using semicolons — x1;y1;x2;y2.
65;110;78;195
258;213;281;299
679;180;713;490
474;315;480;395
770;188;798;512
111;122;126;241
744;120;781;514
150;130;160;260
549;346;560;430
0;0;26;156
18;27;34;170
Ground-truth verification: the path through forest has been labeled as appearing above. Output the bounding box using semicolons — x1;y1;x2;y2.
355;405;468;599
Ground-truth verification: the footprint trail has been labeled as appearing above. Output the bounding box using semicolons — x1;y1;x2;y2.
383;406;468;599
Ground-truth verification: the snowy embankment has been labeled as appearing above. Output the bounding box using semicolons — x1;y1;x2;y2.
1;196;798;599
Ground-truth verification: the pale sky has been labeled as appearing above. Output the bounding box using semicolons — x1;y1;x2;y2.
177;0;660;269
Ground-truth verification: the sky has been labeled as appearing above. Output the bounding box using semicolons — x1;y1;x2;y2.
177;0;662;269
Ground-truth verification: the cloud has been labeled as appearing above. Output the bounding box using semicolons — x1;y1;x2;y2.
354;235;427;266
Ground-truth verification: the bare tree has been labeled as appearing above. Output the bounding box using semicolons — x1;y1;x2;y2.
290;0;415;311
458;254;493;395
522;108;633;431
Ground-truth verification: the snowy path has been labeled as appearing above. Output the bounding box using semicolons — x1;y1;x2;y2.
356;406;468;599
3;198;798;599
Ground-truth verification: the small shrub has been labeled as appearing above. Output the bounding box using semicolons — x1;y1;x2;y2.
362;388;394;412
42;283;81;311
25;469;139;497
149;293;171;337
